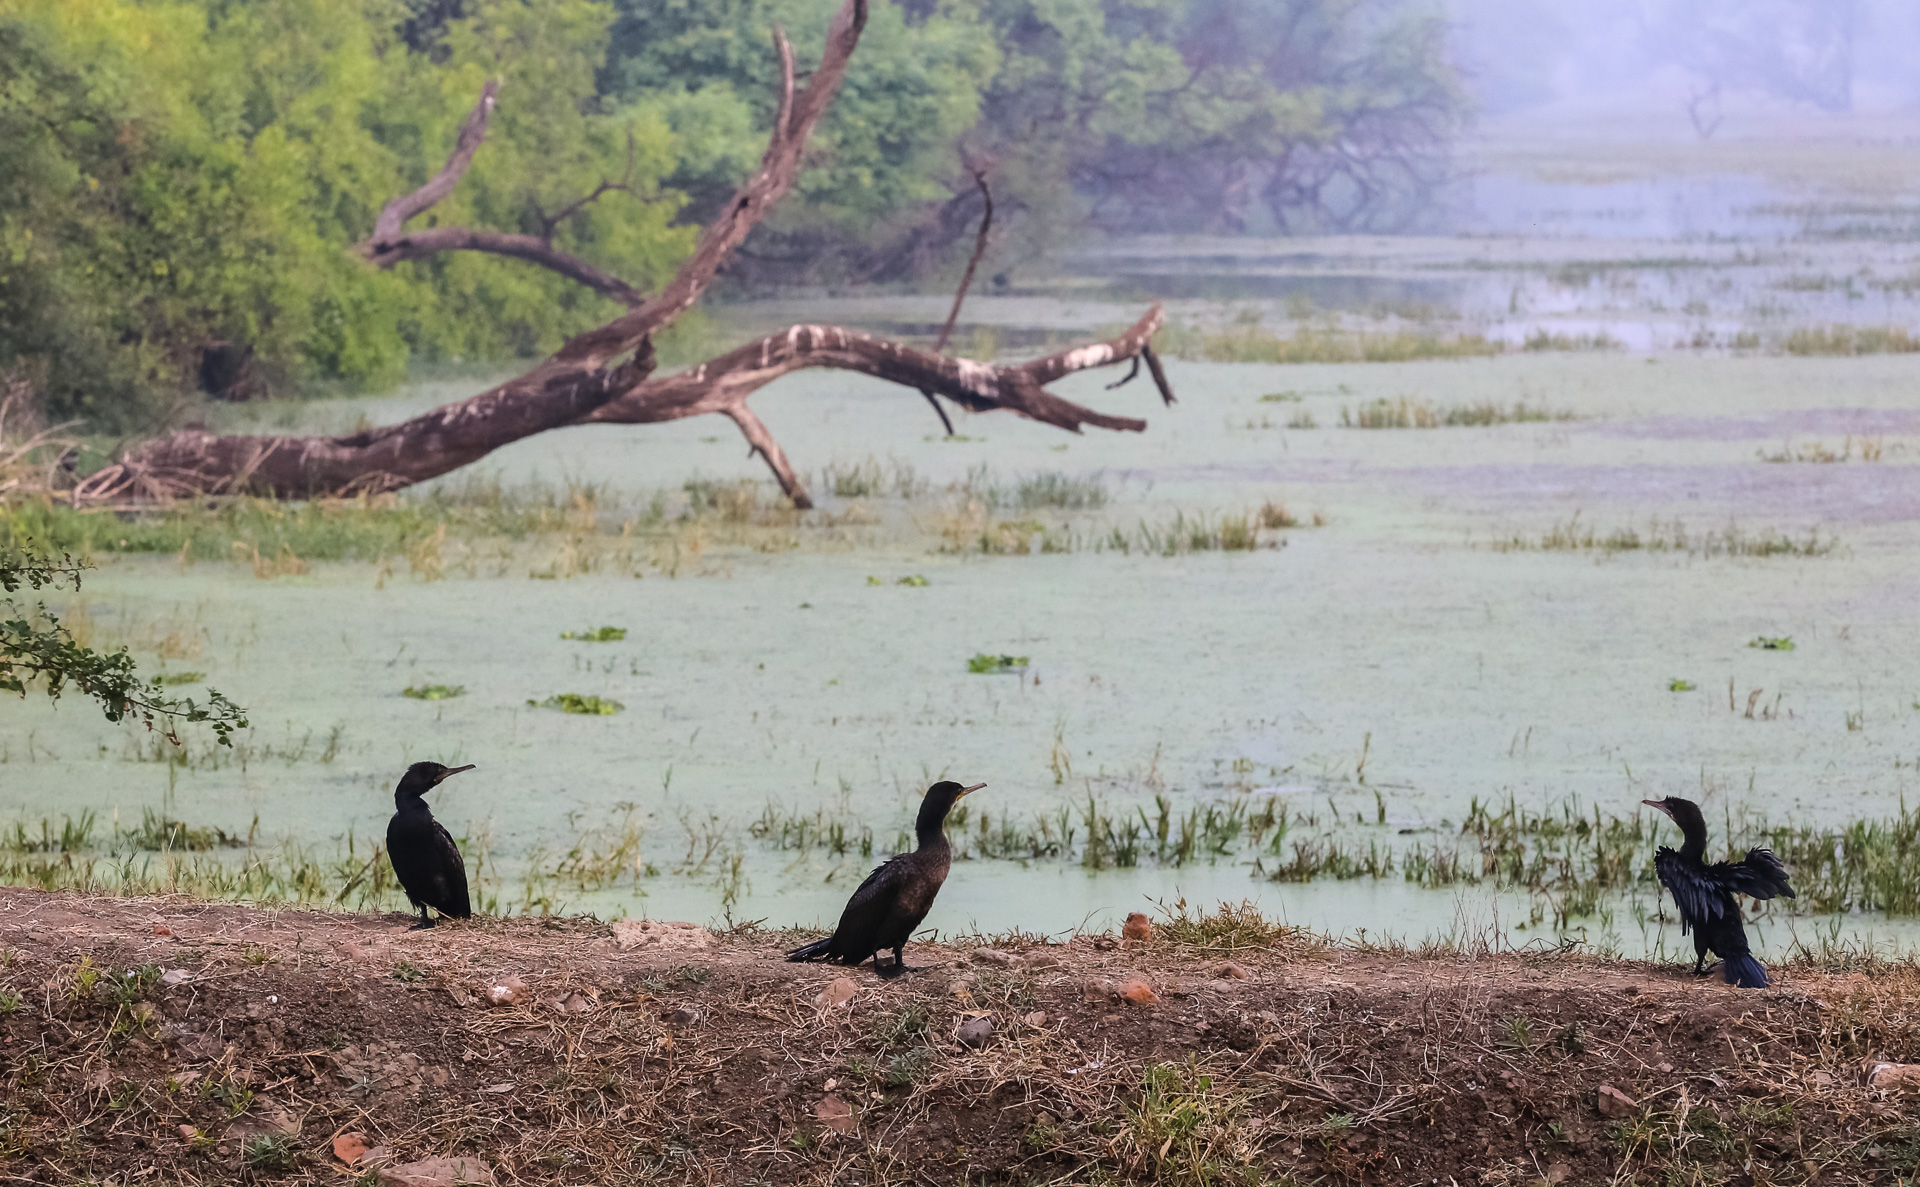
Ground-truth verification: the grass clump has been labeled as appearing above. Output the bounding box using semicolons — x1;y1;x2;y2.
242;1134;300;1175
1492;517;1839;558
1158;320;1501;364
402;684;465;701
1341;397;1574;429
529;693;624;715
1783;325;1920;356
560;627;626;642
968;654;1029;674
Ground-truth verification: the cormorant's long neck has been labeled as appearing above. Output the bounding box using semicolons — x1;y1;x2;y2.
914;806;952;850
394;790;429;815
1677;818;1708;863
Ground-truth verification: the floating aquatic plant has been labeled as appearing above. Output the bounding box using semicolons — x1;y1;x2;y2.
968;654;1029;674
403;684;466;701
561;627;627;642
531;693;624;715
897;575;928;586
1749;636;1796;651
1668;679;1696;692
151;672;206;686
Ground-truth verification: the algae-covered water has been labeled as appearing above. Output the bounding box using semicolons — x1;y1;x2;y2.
7;128;1920;958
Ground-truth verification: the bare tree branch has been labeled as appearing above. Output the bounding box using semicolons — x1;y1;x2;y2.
914;163;997;438
363;228;646;305
370;81;498;247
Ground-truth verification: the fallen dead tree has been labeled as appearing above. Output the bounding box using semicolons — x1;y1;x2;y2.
74;0;1172;510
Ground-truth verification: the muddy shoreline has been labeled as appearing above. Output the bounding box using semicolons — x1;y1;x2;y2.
3;890;1918;1184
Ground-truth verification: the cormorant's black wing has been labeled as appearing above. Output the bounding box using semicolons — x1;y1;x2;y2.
826;854;911;957
430;820;472;918
1651;846;1727;933
1715;847;1795;901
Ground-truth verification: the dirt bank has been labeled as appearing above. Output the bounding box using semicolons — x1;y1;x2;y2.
1;890;1917;1186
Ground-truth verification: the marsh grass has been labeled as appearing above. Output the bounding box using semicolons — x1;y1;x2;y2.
1491;516;1840;558
1157;321;1502;364
1341;397;1576;429
1783;325;1920;356
1758;436;1885;463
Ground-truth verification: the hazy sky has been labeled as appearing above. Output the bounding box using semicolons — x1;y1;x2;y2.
1448;0;1920;119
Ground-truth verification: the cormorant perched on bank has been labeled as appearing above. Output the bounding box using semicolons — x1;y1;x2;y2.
787;781;985;978
387;762;476;929
1643;796;1795;988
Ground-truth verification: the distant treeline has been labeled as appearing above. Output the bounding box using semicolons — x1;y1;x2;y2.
0;0;1463;426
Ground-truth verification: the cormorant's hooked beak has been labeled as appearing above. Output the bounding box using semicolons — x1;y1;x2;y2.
436;764;477;786
957;783;986;798
1641;798;1673;819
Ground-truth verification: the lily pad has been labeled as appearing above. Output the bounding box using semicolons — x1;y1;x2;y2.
530;693;624;715
561;627;627;642
403;684;465;701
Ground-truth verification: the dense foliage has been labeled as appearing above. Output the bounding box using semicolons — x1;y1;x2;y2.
0;0;1462;427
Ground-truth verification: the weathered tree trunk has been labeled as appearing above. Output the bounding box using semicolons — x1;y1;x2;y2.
74;0;1173;510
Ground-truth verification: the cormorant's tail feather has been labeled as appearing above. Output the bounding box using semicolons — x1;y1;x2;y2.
1724;953;1769;989
787;938;834;963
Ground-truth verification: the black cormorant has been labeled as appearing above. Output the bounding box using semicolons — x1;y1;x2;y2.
787;780;985;978
1643;795;1795;988
387;761;476;929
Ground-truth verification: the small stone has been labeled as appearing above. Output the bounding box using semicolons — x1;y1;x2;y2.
814;1094;856;1135
378;1156;496;1187
152;924;173;936
1023;950;1062;969
1210;962;1249;981
1023;1011;1048;1028
663;1006;701;1027
177;1125;196;1141
955;1017;994;1048
1122;913;1153;942
553;992;593;1015
815;977;859;1011
333;1133;372;1165
1083;978;1117;1003
1808;1070;1835;1088
160;968;190;987
1869;1062;1920;1090
485;977;529;1007
481;1082;515;1094
1596;1085;1638;1119
445;985;476;1008
1117;975;1159;1005
970;948;1015;966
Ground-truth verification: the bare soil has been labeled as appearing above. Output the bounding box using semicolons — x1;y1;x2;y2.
3;889;1918;1186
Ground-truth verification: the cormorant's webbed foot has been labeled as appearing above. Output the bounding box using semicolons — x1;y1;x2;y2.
409;907;436;931
873;958;908;981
